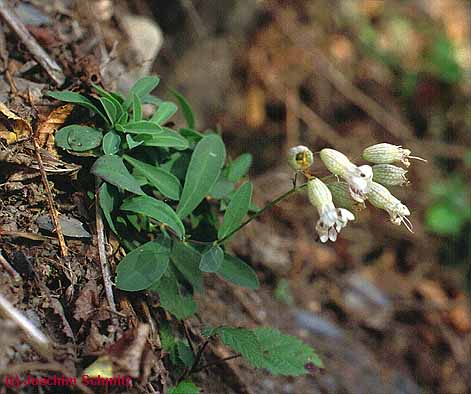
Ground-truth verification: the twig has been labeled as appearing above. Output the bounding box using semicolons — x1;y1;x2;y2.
32;138;68;257
0;361;93;394
179;0;208;39
0;249;21;281
182;321;196;356
95;178;118;327
217;183;307;244
0;0;65;86
0;293;50;358
191;354;242;374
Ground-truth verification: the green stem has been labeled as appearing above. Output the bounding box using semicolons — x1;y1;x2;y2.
216;183;308;244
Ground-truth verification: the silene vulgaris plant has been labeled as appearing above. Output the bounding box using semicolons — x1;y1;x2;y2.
47;76;424;389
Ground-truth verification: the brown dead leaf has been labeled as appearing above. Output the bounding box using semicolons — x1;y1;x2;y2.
36;104;74;150
0;102;32;143
448;298;471;333
416;279;449;309
84;324;151;380
74;279;101;322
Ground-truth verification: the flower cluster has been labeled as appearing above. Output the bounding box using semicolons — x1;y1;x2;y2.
287;143;425;242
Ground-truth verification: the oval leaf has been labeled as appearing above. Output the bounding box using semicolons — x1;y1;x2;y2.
199;245;224;272
151;101;178;124
91;155;144;195
67;126;103;152
216;254;259;289
115;237;171;291
123;155;181;200
218;181;252;240
177;134;226;218
121;195;185;239
102;130;121;155
123;121;163;134
140;128;189;150
170;241;203;292
227;153;252;182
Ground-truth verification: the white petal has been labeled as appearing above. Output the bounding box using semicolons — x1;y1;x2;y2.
328;227;338;242
338;208;355;221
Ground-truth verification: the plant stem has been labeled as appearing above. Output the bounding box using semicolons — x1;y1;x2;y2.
191;354;242;373
216;183;308;244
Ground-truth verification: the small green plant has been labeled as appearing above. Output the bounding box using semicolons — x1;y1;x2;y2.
48;77;323;388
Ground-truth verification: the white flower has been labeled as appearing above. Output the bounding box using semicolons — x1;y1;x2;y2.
319;149;373;203
362;143;426;167
308;178;355;242
367;181;413;232
343;164;373;203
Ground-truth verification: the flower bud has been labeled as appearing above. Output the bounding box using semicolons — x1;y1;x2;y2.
327;182;366;212
367;181;413;232
372;164;409;186
308;178;333;209
319;148;354;178
362;143;426;167
287;145;314;171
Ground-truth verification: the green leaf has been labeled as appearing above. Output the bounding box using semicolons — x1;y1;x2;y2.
99;97;118;124
170;241;203;292
125;76;160;108
176;341;195;368
199;245;224;272
426;202;463;236
151;101;178;124
132;93;142;122
214;327;265;367
177;134;226;218
126;134;144;150
149;267;197;319
115;236;171;291
141;94;162;106
169;381;200;394
98;183;118;233
171;89;195;129
102;130;121;155
179;128;203;144
216;254;259;289
227;153;252;182
139;128;189;150
91;155;145;195
209;176;234;199
253;327;323;375
47;91;108;124
121;195;185;239
54;125;73;149
123;155;181;200
123;121;163;134
55;125;102;152
212;327;323;375
218;182;252;240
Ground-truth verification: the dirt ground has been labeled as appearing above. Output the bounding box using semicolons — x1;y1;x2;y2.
1;1;470;394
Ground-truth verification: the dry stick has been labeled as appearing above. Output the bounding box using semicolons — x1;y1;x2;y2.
0;0;65;86
0;249;21;281
0;293;50;359
32;138;68;257
95;178;118;328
